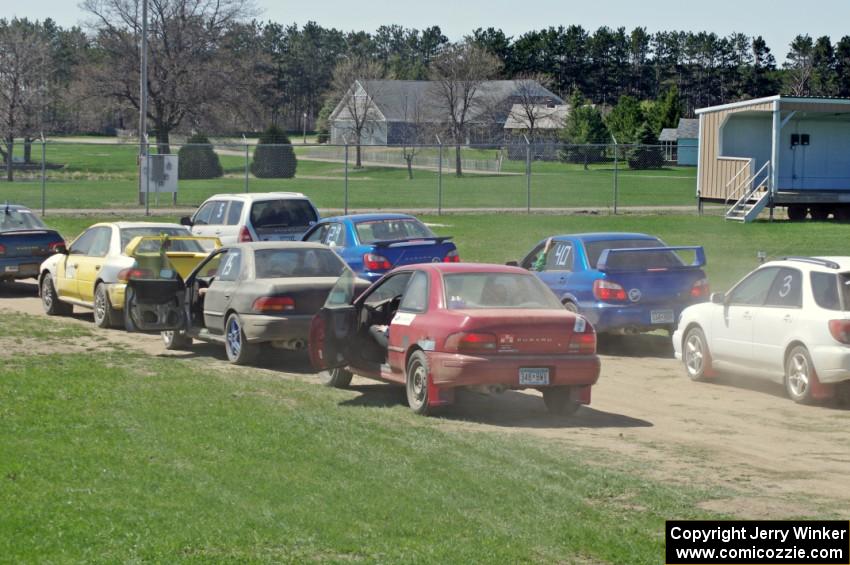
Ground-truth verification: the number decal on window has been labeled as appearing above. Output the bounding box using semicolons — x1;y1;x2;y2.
778;274;793;298
221;254;236;277
326;224;341;244
553;244;571;266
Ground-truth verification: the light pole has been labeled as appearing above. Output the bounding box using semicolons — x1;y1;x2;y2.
138;0;149;209
302;112;307;144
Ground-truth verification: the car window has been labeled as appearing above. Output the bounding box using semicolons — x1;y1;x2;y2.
304;225;329;243
120;227;201;253
254;248;346;278
764;268;802;308
196;252;224;278
68;228;99;255
355;219;434;244
226;201;243;226
326;223;345;246
545;241;573;271
208;201;228;225
193;201;216;225
87;227;113;257
728;267;779;306
0;209;46;231
218;249;242;282
810;272;850;311
250;199;318;231
399;271;429;312
363;272;413;306
443;272;563;310
521;242;545;270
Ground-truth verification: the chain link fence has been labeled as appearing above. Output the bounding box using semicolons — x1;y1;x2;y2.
0;139;697;215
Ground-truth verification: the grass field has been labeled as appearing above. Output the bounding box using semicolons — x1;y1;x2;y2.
1;142;697;211
45;213;850;291
0;313;718;563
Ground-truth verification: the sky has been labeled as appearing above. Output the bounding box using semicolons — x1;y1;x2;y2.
8;0;850;62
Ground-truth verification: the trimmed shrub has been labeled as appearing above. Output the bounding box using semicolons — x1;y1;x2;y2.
251;126;297;178
178;134;223;179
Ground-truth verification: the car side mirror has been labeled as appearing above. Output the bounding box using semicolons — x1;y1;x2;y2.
710;292;726;305
180;216;193;227
505;260;519;267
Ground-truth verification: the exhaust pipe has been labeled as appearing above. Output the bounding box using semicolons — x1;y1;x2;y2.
273;339;306;351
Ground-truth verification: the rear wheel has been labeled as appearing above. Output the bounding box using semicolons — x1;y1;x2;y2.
318;368;353;388
405;351;433;415
562;300;579;314
93;283;119;328
162;330;192;350
785;345;815;404
810;205;831;221
41;274;72;316
542;387;581;416
683;326;711;381
835;207;850;222
225;314;258;365
787;205;807;221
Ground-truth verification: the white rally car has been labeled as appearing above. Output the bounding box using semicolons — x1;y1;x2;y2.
673;257;850;404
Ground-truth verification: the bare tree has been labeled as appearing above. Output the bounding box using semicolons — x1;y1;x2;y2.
329;56;384;168
508;73;561;140
0;19;53;181
428;42;501;176
399;93;429;180
80;0;255;153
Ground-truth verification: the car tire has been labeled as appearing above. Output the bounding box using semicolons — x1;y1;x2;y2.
93;283;119;328
224;313;258;365
41;274;72;316
405;350;434;415
787;205;807;221
562;300;579;314
162;330;192;350
542;387;581;416
318;368;353;388
810;205;831;221
785;345;815;404
683;326;712;381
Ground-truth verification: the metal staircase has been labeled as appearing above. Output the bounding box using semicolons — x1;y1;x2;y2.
724;161;771;223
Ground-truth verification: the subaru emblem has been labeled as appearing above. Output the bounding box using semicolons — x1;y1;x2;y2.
628;288;642;302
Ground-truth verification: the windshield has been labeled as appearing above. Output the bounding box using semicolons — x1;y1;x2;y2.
120;227;202;253
355;219;435;244
0;209;47;231
250;200;318;231
254;248;346;278
443;272;562;310
584;238;682;269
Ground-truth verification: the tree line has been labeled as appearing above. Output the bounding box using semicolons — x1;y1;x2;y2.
2;0;850;177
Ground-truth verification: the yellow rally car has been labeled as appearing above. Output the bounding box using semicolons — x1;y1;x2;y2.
38;222;217;328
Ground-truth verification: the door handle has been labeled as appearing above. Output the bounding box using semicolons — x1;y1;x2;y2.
72;263;79;268
224;294;231;299
95;265;101;270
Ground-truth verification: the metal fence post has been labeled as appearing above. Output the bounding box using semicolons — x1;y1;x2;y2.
144;138;151;216
524;135;531;213
344;142;349;214
40;136;46;216
242;134;249;193
611;137;619;215
436;135;443;215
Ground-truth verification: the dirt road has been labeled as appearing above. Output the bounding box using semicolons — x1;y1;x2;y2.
3;280;848;518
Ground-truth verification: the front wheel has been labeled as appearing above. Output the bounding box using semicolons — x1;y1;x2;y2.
318;367;353;388
683;326;711;381
225;314;258;365
542;387;581;416
785;345;815;404
41;274;72;316
405;351;434;415
162;330;193;350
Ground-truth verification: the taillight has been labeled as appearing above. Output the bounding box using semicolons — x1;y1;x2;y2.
443;249;460;263
117;268;154;282
444;331;497;353
828;320;850;344
568;316;597;354
0;243;5;256
48;241;66;254
690;277;710;299
593;279;626;302
363;253;392;271
238;226;253;242
253;296;295;312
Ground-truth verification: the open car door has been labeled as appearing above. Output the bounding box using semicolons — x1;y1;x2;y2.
309;269;359;370
123;235;220;332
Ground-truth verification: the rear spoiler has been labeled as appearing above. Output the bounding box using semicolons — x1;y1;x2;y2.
0;229;53;236
124;235;221;256
597;246;706;272
372;236;453;248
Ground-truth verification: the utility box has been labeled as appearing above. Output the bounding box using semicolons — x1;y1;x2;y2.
140;154;178;203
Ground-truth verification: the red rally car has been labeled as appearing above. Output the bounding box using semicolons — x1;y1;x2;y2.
309;263;601;416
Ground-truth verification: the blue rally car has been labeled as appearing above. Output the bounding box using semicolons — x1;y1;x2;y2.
517;232;708;334
302;213;459;282
0;204;66;282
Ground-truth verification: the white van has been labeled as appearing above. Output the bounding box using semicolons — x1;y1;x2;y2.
182;193;320;245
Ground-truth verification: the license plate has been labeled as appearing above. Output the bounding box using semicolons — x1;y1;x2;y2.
4;265;18;273
519;367;549;386
651;309;674;324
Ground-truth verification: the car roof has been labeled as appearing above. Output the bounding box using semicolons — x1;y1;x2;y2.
109;222;187;230
320;213;415;223
204;192;308;202
2;204;33;212
394;262;530;275
764;256;850;272
553;232;658;242
225;241;330;251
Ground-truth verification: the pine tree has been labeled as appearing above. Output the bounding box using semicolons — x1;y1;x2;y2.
251;126;297;179
559;91;610;167
628;121;664;169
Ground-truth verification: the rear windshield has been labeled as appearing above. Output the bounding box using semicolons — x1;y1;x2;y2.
254;248;346;278
811;271;850;311
443;272;562;310
584;238;682;269
355;218;434;244
250;200;318;231
120;227;203;253
0;209;46;231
